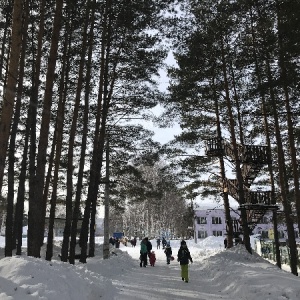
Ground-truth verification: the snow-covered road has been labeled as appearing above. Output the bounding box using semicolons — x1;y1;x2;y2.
108;238;300;300
112;257;230;300
110;240;231;300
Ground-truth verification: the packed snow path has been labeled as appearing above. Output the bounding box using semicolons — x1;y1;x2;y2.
108;238;300;300
112;258;231;300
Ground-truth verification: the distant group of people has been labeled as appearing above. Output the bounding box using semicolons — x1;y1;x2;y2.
109;236;137;248
109;236;121;248
155;237;167;249
139;237;193;282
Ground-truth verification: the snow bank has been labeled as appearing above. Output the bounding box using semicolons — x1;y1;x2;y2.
0;256;114;300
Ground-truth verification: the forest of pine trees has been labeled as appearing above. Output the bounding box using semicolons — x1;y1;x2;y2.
0;0;300;276
160;0;300;275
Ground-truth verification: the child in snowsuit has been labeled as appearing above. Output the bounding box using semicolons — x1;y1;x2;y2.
164;242;172;264
149;251;156;266
177;240;193;282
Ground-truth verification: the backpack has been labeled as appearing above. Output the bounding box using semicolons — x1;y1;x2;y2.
147;241;152;251
178;248;189;264
181;249;187;258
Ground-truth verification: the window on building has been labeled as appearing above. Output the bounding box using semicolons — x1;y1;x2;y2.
213;231;223;237
212;217;222;224
278;231;285;239
261;231;269;238
197;217;207;224
295;231;299;238
198;231;208;239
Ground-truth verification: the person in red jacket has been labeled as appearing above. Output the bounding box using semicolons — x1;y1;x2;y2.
177;240;193;283
149;251;156;266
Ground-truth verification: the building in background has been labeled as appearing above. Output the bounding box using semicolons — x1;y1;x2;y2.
194;207;299;242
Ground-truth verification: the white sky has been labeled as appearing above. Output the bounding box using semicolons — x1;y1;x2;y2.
0;236;299;299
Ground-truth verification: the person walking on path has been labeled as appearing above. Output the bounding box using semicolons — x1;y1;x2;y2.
177;240;193;283
164;242;172;264
115;238;120;248
145;237;152;258
132;237;137;247
162;237;167;249
140;238;148;267
149;251;156;266
109;236;115;246
156;237;161;249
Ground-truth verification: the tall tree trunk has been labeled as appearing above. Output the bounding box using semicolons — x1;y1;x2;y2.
212;74;233;249
227;41;244;145
79;0;112;263
14;134;28;256
40;134;55;248
61;0;92;262
14;0;41;255
6;0;29;256
0;0;23;192
69;39;91;263
0;4;12;93
56;21;72;263
45;70;68;261
275;0;300;241
220;36;251;254
249;4;281;268
266;57;298;276
45;130;58;261
87;9;120;258
69;0;95;263
27;0;63;258
27;0;46;256
103;142;110;259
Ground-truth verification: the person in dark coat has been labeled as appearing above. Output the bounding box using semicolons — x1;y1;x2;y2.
115;238;120;248
140;238;148;267
156;237;161;249
162;237;167;249
224;237;228;249
177;240;193;283
164;242;172;264
131;237;137;247
145;237;152;257
109;237;115;246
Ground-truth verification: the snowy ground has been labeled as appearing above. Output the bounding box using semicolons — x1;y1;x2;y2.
0;236;299;299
